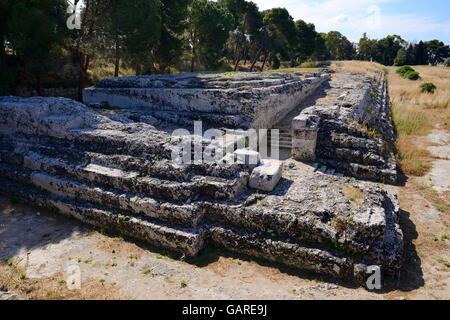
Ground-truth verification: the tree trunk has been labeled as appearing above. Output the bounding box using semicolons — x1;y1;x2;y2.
77;53;90;101
114;45;120;77
261;52;269;71
190;32;196;72
135;62;142;76
190;54;195;72
249;47;262;72
233;50;241;72
0;31;5;69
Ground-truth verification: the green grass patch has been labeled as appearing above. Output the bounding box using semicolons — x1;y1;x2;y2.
392;104;432;136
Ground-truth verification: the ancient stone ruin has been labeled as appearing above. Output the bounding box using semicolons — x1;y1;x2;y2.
0;70;403;286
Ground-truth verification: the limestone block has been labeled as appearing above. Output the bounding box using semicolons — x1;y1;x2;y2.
249;159;282;192
291;114;320;161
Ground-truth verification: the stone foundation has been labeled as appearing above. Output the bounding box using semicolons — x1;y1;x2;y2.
0;70;402;286
83;72;329;129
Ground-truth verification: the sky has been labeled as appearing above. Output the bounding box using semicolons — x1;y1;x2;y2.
251;0;450;44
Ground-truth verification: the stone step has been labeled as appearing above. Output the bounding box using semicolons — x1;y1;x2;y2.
318;158;397;183
125;109;251;129
0;177;205;256
0;159;393;260
318;132;381;153
271;143;292;149
8;139;248;182
1;149;249;202
0;177;391;285
316;147;388;168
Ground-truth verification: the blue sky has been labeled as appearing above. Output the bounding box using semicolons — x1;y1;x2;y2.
251;0;450;44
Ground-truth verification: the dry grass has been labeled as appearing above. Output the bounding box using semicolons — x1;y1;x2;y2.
392;103;432;136
0;261;119;300
387;65;450;175
388;66;450;110
271;67;320;73
88;59;135;82
331;60;385;78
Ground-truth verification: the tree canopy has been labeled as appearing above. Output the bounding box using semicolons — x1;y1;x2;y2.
1;0;449;98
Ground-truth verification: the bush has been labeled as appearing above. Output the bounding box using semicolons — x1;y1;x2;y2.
396;65;415;76
420;82;437;94
404;71;420;80
445;59;450;67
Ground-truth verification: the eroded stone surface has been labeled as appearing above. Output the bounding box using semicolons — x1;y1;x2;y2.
0;70;402;286
83;71;329;129
248;159;282;191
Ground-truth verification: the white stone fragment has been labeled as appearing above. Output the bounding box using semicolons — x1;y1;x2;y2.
249;159;282;192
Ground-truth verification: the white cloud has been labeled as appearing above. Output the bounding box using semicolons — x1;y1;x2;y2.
251;0;450;43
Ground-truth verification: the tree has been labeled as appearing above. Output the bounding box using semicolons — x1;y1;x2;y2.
405;43;415;65
311;33;327;61
219;0;262;71
5;0;68;95
375;35;405;66
71;0;112;100
106;0;161;76
424;40;450;65
295;20;318;63
262;8;298;67
187;0;234;72
414;41;427;65
324;31;355;60
394;47;406;66
151;0;190;74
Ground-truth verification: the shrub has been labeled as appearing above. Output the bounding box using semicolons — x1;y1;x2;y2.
445;59;450;67
396;65;415;76
396;65;420;80
404;70;420;80
420;82;437;94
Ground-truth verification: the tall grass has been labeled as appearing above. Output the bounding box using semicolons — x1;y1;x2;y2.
392;103;432;136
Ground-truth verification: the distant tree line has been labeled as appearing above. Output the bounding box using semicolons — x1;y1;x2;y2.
0;0;449;99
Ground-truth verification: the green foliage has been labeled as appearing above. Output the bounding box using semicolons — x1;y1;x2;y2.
323;31;355;60
404;71;420;80
3;0;68;94
396;65;420;80
262;7;298;66
187;0;234;71
393;48;406;66
149;0;189;73
424;39;450;65
271;55;280;69
396;65;415;76
420;82;437;94
445;59;450;67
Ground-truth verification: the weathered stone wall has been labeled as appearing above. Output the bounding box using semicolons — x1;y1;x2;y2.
83;72;329;129
291;72;397;183
0;95;403;286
